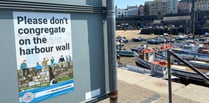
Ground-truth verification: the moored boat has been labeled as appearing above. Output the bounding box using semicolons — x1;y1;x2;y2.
117;50;135;57
172;42;209;62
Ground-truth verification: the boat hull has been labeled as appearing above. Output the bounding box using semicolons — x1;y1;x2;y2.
172;49;209;62
117;50;135;57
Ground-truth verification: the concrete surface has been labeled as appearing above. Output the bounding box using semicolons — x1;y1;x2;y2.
99;68;209;103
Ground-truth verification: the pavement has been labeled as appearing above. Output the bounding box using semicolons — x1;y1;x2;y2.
99;68;209;103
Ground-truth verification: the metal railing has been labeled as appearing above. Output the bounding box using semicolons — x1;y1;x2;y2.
167;50;209;103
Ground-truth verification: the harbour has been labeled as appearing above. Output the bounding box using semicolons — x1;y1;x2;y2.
116;30;209;87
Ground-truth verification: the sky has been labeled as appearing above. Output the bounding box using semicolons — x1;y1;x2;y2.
115;0;149;9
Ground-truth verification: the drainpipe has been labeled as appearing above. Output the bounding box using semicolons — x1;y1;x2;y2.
107;0;118;103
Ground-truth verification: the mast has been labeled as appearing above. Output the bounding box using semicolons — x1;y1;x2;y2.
191;0;195;39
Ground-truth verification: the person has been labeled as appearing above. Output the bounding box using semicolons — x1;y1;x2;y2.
59;55;65;62
35;62;42;76
41;58;49;68
50;56;55;67
59;55;65;68
68;55;72;66
20;60;29;76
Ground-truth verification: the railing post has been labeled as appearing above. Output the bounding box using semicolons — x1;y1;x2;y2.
167;50;172;103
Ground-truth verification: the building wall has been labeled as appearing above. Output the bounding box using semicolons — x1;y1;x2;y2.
178;1;191;13
145;0;178;15
116;6;138;18
146;0;167;15
195;0;209;11
116;9;128;18
127;6;138;17
166;0;178;14
139;5;145;16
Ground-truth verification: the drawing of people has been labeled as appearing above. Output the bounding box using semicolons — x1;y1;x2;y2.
59;55;65;62
41;57;49;68
50;56;55;67
66;55;72;66
35;62;42;76
59;55;65;68
20;60;29;76
49;66;57;85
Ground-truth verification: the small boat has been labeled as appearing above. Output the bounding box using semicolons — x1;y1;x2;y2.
117;50;135;57
116;41;135;57
175;34;187;40
205;32;209;37
147;39;161;44
130;45;145;52
155;35;168;43
116;36;128;43
132;37;146;42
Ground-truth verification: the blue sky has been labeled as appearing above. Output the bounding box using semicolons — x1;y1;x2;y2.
115;0;149;9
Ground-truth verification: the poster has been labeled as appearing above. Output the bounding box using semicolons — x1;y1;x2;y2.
13;11;74;103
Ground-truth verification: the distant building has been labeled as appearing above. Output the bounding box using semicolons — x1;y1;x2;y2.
138;5;145;16
127;6;138;17
195;0;209;11
116;8;128;18
167;0;178;14
178;0;191;13
144;1;151;15
115;5;139;18
145;0;178;15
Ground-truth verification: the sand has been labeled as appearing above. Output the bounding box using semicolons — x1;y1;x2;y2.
116;30;156;40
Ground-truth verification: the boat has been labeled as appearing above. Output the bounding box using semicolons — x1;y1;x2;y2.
116;41;135;57
130;45;145;52
172;41;209;62
132;36;146;42
172;40;203;53
175;34;187;40
116;36;128;43
147;39;161;44
116;50;135;57
135;44;209;82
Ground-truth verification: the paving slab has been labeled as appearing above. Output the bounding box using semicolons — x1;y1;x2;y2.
155;94;199;103
135;76;185;94
174;84;209;103
117;68;151;84
118;69;185;94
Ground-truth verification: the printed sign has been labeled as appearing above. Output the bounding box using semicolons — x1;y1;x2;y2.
13;11;74;103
